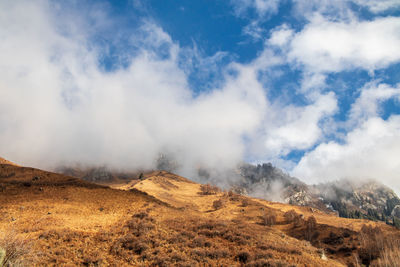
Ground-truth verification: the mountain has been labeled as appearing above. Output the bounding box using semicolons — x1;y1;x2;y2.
2;158;400;266
236;163;400;227
237;163;312;203
57;162;400;227
313;179;400;224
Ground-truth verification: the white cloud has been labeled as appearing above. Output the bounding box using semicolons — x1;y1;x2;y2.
292;0;355;21
269;24;294;47
284;16;400;73
292;115;400;193
262;92;337;157
292;83;400;192
233;0;400;22
352;0;400;13
292;0;400;19
348;82;400;125
0;0;267;176
231;0;280;17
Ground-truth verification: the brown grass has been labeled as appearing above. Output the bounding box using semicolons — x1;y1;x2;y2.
372;242;400;267
354;225;400;267
0;230;34;266
1;163;400;266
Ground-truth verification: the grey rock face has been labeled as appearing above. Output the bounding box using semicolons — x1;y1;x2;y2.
236;162;400;224
392;205;400;217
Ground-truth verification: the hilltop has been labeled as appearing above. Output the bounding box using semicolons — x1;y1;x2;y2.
0;159;399;266
0;157;18;166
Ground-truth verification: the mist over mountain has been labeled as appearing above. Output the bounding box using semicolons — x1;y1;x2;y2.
1;0;400;195
55;157;400;228
230;163;400;227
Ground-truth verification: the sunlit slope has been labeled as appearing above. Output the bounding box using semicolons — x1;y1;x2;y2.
112;170;400;266
0;156;19;166
121;170;393;232
0;162;347;266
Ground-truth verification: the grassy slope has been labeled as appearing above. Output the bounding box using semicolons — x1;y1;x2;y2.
0;164;398;266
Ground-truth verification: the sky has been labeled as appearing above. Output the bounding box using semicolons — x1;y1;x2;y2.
0;0;400;191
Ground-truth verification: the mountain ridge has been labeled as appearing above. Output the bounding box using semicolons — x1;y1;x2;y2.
235;163;400;227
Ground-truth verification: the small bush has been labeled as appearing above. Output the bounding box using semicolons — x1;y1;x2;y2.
261;211;277;226
228;191;241;201
206;249;229;259
245;259;290;267
133;211;148;219
118;234;149;255
283;210;298;223
0;230;33;266
359;225;383;265
199;184;220;195
191;248;228;260
191;236;211;248
293;214;305;228
212;199;224;210
241;198;249;207
372;245;400;267
236;250;251;263
305;216;317;241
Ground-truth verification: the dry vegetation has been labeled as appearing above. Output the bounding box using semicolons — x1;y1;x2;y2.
1;162;400;266
199;183;220;195
0;230;34;266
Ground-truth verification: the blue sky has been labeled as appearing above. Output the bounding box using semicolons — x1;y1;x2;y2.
0;0;400;190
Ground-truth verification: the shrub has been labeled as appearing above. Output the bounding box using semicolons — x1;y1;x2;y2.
199;184;220;195
262;212;277;226
359;225;383;265
293;214;305;228
241;198;249;207
212;199;224;210
283;210;298;223
359;225;400;267
206;248;229;259
133;211;148;219
372;244;400;267
305;216;317;241
191;236;211;248
0;230;33;266
118;234;149;255
245;259;291;267
228;191;241;201
236;250;251;263
126;213;155;236
191;248;228;260
170;251;185;262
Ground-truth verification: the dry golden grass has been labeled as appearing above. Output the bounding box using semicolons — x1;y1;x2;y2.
1;162;399;266
0;157;18;166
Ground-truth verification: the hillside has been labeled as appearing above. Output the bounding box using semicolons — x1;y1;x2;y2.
1;160;400;266
235;163;400;226
0;157;18;166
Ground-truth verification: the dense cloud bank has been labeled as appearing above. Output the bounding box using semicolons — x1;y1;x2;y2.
0;1;400;192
